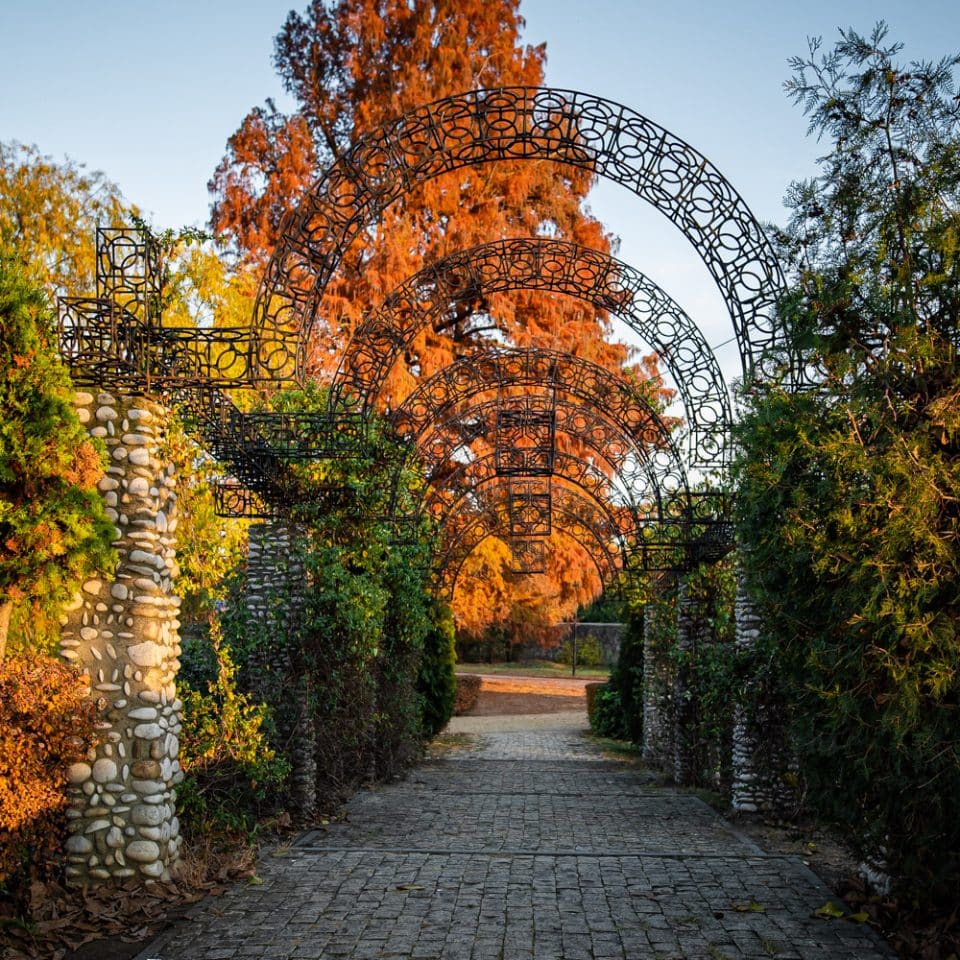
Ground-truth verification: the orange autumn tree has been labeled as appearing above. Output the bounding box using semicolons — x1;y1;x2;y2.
210;0;666;639
453;532;603;649
210;0;627;373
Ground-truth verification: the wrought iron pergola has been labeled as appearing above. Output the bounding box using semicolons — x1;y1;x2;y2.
58;87;786;590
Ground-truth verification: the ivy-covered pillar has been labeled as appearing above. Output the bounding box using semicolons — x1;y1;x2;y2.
59;391;183;884
731;565;795;813
246;522;316;821
673;579;709;787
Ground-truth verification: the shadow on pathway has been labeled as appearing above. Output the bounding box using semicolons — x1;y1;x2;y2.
138;711;893;959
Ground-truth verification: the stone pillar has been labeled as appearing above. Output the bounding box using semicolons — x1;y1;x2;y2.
673;580;709;787
60;391;182;883
641;580;673;768
731;565;795;814
246;522;316;821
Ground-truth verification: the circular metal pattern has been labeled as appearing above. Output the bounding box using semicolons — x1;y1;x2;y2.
432;454;641;538
391;346;692;518
63;90;773;583
437;484;626;598
413;396;664;523
332;238;733;473
256;87;785;386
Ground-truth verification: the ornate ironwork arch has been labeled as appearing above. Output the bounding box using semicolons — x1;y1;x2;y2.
391;347;692;514
437;484;625;597
433;456;641;542
332;238;732;472
413;398;661;523
256;87;785;385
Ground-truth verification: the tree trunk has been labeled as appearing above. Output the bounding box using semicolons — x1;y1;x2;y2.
0;600;12;662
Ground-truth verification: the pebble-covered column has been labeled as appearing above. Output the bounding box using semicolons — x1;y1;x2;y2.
246;522;315;821
60;391;182;883
641;582;672;769
731;568;762;811
731;565;795;813
673;581;709;787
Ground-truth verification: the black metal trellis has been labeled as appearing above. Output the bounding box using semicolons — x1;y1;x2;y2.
437;484;625;595
508;538;547;575
256;87;786;388
57;223;734;580
55;87;784;589
494;394;557;478
331;237;732;475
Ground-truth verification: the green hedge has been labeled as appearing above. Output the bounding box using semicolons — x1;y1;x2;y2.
586;682;628;739
417;600;458;737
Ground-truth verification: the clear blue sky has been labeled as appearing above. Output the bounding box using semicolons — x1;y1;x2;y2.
2;0;958;387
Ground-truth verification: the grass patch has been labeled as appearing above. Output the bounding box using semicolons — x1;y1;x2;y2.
585;732;647;764
426;731;480;757
456;660;610;680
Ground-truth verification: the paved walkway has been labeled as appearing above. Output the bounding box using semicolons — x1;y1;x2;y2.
139;713;893;960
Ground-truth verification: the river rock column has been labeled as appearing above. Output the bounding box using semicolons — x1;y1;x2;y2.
60;391;183;884
246;522;316;821
641;579;673;769
731;565;795;814
673;580;709;787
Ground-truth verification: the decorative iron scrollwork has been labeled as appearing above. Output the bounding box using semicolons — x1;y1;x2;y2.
56;85;780;587
508;538;547;575
332;238;733;474
259;88;785;388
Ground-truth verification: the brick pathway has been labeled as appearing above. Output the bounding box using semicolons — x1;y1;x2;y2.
138;714;893;960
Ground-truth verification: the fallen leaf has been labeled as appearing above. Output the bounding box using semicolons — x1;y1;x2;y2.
814;901;847;920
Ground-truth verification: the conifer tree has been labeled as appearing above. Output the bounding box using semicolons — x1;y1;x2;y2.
209;0;628;387
734;24;960;902
0;256;115;657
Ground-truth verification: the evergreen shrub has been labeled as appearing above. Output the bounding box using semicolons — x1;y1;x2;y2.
178;622;289;836
417;600;457;738
586;682;628;739
610;611;645;744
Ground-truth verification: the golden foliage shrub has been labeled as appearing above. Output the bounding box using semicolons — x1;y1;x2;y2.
0;652;99;894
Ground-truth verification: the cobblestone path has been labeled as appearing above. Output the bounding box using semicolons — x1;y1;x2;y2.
139;714;893;960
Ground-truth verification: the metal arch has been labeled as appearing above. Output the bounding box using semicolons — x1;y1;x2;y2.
433;457;642;542
256;87;785;386
421;448;654;532
331;238;733;473
436;484;626;597
423;454;644;537
414;399;660;524
441;480;630;553
438;495;622;593
440;525;614;600
391;347;692;517
439;481;631;563
56;230;731;569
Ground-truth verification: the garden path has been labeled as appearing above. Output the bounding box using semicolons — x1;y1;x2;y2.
136;712;893;960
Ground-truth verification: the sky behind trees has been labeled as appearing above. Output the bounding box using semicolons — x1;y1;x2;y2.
2;0;959;387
